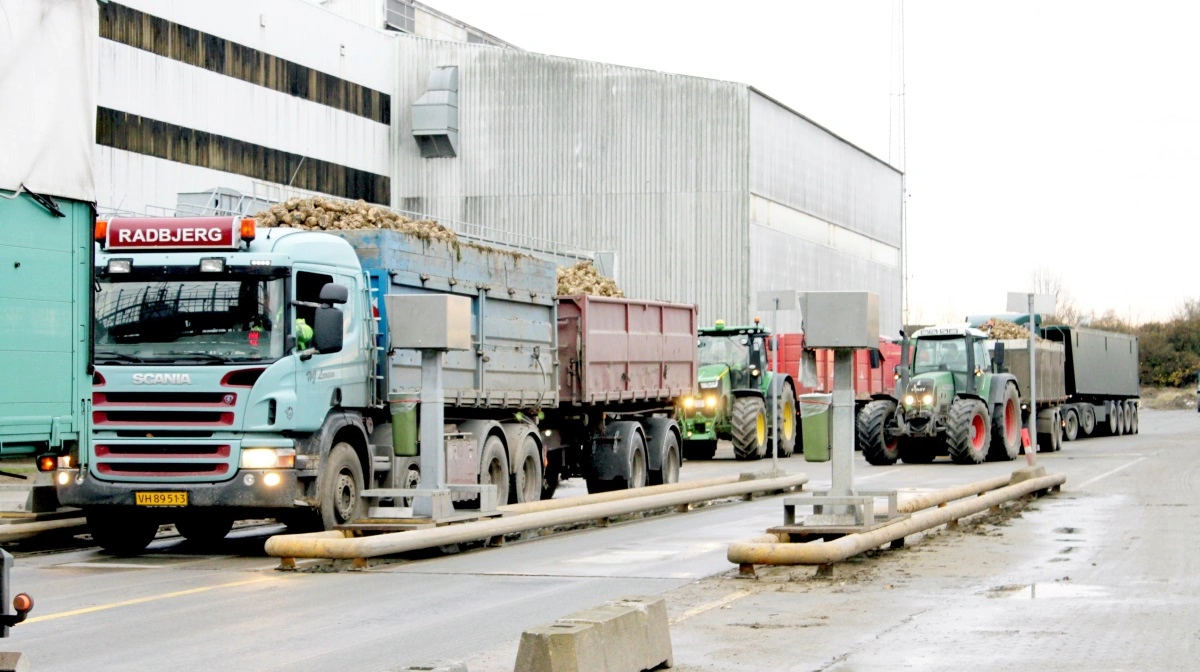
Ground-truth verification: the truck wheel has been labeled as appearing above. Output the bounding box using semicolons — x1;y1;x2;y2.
87;509;159;556
769;382;798;458
511;434;543;504
319;443;367;529
1130;402;1139;434
1080;406;1096;437
480;435;511;506
587;427;647;493
1062;409;1079;442
731;396;768;461
1052;412;1063;451
946;398;991;464
1122;401;1134;435
175;514;234;545
649;433;680;486
898;438;936;464
988;384;1021;461
682;440;717;460
1111;403;1123;436
857;400;900;466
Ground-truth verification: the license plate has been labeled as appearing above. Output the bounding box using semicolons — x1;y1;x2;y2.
135;491;188;507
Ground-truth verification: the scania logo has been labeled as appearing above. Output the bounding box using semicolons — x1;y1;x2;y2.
222;394;235;405
131;373;193;385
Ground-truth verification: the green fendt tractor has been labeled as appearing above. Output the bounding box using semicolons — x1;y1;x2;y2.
677;320;797;461
856;325;1022;465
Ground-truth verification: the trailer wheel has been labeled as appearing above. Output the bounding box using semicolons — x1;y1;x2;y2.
541;470;560;500
1110;403;1123;436
946;398;990;464
1130;402;1139;434
898;437;936;464
479;435;511;506
988;384;1021;461
682;440;717;460
858;400;900;466
511;434;544;504
319;443;366;529
175;514;233;546
1122;401;1134;435
1062;409;1079;442
87;509;159;556
1080;406;1096;437
649;433;680;486
731;396;768;461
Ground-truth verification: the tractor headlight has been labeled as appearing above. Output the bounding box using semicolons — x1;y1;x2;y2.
922;394;933;405
904;394;915;406
683;397;696;409
705;395;718;409
240;447;296;469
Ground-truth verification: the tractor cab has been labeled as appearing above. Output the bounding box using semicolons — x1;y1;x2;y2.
697;319;770;391
904;325;992;408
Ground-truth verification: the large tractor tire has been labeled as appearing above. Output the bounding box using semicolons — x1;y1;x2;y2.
988;384;1021;461
898;437;937;464
1062;409;1079;442
682;440;718;461
1080;406;1096;437
946;398;991;464
731;396;769;461
857;400;900;466
769;381;798;458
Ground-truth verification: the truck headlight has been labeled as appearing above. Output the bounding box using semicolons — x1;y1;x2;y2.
240;447;296;469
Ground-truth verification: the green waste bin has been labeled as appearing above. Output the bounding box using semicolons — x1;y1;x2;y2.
390;395;419;457
800;393;832;463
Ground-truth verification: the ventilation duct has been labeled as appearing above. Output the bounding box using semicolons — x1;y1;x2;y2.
412;66;459;158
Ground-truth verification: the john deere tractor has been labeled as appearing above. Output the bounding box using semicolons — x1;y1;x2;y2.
677;319;797;461
856;325;1022;465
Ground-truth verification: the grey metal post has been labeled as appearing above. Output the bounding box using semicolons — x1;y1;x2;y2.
771;300;779;474
1027;294;1037;465
831;349;856;505
420;350;446;488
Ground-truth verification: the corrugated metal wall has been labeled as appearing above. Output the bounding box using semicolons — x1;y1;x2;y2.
393;39;751;326
748;91;903;336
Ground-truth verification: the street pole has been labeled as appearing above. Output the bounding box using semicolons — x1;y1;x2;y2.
830;349;855;511
1026;293;1037;466
771;299;779;474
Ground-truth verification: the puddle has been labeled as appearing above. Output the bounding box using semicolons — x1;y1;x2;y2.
997;582;1108;599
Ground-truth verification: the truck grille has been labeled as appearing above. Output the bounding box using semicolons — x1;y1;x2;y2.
91;443;236;482
92;391;238;428
94;410;234;425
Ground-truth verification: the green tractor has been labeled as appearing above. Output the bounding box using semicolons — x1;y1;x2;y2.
856;325;1022;465
677;319;797;461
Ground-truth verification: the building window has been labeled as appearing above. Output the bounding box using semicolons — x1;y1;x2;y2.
386;0;415;33
466;32;489;45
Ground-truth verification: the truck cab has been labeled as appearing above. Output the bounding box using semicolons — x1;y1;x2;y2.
56;217;373;553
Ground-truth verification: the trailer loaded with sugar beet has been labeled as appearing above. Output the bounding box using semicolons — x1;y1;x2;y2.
48;214;695;553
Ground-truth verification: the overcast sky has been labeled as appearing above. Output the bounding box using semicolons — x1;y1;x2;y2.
428;0;1200;325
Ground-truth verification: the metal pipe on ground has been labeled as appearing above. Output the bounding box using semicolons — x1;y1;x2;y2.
727;473;1065;567
896;474;1012;514
499;474;748;515
266;473;809;561
0;517;87;542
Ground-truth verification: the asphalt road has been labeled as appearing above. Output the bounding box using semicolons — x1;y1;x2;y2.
3;409;1194;671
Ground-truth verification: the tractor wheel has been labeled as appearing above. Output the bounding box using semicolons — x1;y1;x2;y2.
898;437;936;464
946;398;991;464
682;440;718;460
1080;406;1096;437
1062;409;1079;442
988;384;1021;461
769;381;798;458
731;396;768;461
857;400;900;466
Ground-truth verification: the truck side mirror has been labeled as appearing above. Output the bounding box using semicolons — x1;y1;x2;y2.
993;341;1006;372
312;306;344;354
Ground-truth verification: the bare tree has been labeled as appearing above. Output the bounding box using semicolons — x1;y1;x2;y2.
1031;267;1081;325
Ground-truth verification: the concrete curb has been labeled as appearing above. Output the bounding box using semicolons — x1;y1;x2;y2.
514;596;672;672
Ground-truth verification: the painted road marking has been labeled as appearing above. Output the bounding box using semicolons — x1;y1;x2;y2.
669;590;752;625
24;576;276;624
1070;457;1147;491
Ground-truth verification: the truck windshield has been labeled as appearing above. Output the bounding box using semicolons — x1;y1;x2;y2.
94;276;287;364
698;334;751;369
912;336;969;374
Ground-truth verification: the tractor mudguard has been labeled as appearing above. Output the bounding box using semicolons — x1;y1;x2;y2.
985;373;1019;408
732;389;765;399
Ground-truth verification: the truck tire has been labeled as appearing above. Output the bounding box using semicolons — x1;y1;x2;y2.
479;435;511;505
731;396;768;461
649;431;681;486
175;514;234;546
1130;402;1139;434
946;398;991;464
857;400;900;466
898;437;936;464
1080;406;1096;437
587;423;647;493
1038;410;1062;452
319;442;367;529
769;381;798;458
511;433;543;504
1062;409;1079;442
988;384;1021;461
541;470;560;500
682;440;717;460
1122;401;1134;435
87;509;159;556
1110;403;1123;436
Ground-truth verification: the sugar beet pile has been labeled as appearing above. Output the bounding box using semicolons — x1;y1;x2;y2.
254;198;624;297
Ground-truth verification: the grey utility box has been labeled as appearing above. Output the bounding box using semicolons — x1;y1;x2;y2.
802;291;880;349
386;294;472;351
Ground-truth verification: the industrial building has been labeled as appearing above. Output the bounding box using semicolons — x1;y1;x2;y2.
93;0;903;334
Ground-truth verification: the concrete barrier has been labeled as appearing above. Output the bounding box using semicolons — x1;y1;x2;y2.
0;652;29;672
514;596;672;672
